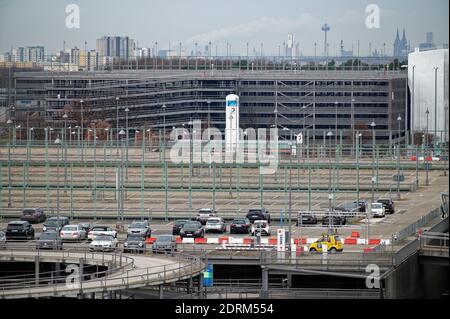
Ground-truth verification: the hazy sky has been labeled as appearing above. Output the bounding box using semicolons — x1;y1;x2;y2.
0;0;448;55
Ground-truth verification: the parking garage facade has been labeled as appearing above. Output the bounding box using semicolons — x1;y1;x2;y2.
12;70;407;144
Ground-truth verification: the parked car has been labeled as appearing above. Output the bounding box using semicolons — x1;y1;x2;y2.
334;203;360;215
89;235;118;252
196;208;218;225
152;235;177;253
127;220;151;237
180;221;204;238
79;222;93;234
88;226;117;241
251;220;271;236
123;234;147;253
42;217;69;233
60;224;87;241
230;218;251;234
371;202;386;218
246;208;271;224
205;217;226;233
377;198;395;214
36;231;63;250
297;213;318;226
20;208;46;224
309;235;343;253
0;231;6;249
6;221;34;241
172;219;189;235
322;214;347;226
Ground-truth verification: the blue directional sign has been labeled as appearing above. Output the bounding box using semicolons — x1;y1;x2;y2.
202;264;213;287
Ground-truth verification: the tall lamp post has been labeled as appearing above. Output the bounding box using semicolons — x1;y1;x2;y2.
425;108;430;186
434;67;438;146
125;107;130;195
370;121;376;203
118;129;126;221
334;101;338;145
162;104;166;162
62;113;68;194
445;104;449;177
327;131;334;234
396;115;402;200
7;119;12;207
55;137;61;218
80;99;84;160
116;96;120;155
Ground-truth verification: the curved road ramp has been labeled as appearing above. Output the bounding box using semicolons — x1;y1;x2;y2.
0;248;204;299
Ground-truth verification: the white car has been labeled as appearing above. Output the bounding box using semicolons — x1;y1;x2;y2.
251;220;271;236
89;235;118;252
205;217;226;233
371;203;386;218
196;208;218;225
88;226;117;241
60;224;86;241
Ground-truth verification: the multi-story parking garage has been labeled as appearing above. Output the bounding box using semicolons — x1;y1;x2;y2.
11;70;407;145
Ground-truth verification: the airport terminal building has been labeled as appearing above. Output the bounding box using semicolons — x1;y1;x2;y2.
12;70;407;144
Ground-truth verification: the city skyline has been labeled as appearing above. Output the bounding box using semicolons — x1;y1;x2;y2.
0;0;448;56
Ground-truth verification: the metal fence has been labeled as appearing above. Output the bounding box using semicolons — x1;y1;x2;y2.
395;207;442;242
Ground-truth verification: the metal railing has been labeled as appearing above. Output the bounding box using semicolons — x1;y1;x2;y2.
395;207;442;242
0;245;204;298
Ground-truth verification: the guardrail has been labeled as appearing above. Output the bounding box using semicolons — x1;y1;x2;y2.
0;245;205;298
395;207;442;242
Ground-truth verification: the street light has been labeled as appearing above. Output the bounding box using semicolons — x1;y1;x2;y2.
334;101;338;145
434;67;438;145
162;104;166;162
55;137;62;218
62;113;68;194
7;119;12;207
396;115;402;200
370;121;376;203
118;129;126;221
125;107;130;193
116;96;120;155
80;99;84;160
327;131;334;234
425;108;430;186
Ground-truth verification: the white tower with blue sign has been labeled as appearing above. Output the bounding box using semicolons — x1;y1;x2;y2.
225;94;240;160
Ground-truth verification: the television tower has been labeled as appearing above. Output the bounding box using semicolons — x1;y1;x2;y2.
321;23;330;57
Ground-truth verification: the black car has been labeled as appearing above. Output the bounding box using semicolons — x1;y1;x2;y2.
377;199;395;214
230;218;251;234
246;208;271;224
172;219;189;235
20;208;46;224
322;214;347;226
5;221;35;240
36;231;63;250
297;213;318;226
43;217;70;233
180;221;204;238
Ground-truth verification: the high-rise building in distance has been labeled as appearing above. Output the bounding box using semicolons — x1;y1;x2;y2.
96;36;135;60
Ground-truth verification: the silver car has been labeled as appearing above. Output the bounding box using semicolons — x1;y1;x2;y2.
36;231;63;250
152;235;177;253
60;224;87;241
205;217;226;233
127;220;151;237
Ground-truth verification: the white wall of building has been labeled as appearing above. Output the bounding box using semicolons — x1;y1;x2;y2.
408;48;449;141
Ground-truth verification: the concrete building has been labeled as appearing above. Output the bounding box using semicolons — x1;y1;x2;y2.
96;36;135;61
26;46;45;63
408;48;449;142
13;70;407;145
